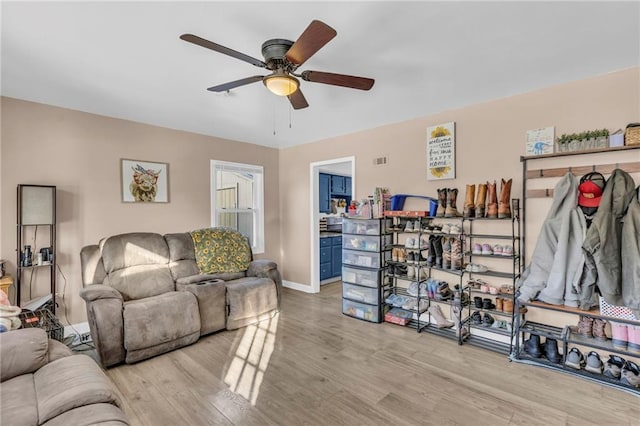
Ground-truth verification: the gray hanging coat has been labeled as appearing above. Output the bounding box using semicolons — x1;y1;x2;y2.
518;173;586;306
582;169;637;307
621;188;640;318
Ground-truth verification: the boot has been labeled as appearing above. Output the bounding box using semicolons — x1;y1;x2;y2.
474;296;483;309
436;188;447;217
524;334;543;358
575;315;594;338
427;236;436;266
592;318;607;341
451;305;469;338
612;322;629;350
502;298;514;313
486;180;498;218
475;183;487;218
450;238;462;270
498;178;512;219
544;338;561;363
463;184;475;218
495;297;503;311
442;237;451;269
428;305;454;328
433;235;443;267
444;188;461;217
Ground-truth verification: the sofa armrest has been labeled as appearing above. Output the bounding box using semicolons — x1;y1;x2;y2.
80;284;123;302
80;285;125;368
0;328;49;382
176;274;225;285
48;338;73;362
247;259;283;308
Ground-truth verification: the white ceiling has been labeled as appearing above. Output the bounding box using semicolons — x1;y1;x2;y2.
2;2;639;149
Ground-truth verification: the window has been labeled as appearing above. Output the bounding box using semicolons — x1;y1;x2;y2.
211;160;264;254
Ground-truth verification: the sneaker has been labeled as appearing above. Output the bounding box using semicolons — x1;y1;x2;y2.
391;247;398;262
501;245;514;257
404;221;415;232
385;294;399;305
482;313;495;327
406;252;416;264
565;347;585;370
416;252;428;265
603;355;626;379
419;237;429;249
472;243;482;255
471;311;482;325
620;361;640;388
405;238;416;249
387;264;396;276
395;264;407;277
407;281;426;297
481;243;493;255
441;223;451;234
436;282;454;301
449;224;462;234
465;263;488;273
585;351;603;374
493;244;504;255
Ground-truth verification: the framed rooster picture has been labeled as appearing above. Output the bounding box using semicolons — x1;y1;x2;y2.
121;159;169;203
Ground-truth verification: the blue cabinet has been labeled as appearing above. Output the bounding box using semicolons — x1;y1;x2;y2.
319;173;331;213
345;176;352;196
331;175;346;195
320;236;342;281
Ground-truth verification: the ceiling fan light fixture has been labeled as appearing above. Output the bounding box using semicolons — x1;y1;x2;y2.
263;72;299;96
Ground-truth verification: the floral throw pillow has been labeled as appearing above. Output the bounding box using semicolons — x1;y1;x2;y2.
190;227;251;273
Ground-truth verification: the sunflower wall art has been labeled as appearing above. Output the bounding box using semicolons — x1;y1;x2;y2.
427;122;456;180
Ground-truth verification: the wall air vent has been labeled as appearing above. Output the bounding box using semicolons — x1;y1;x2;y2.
373;155;388;167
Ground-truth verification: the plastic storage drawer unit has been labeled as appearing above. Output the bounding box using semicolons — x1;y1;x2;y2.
342;234;392;252
342;282;380;305
342;218;391;236
342;266;382;288
342;299;381;323
342;249;390;269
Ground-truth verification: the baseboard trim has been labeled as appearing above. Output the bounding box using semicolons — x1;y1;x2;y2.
283;280;316;293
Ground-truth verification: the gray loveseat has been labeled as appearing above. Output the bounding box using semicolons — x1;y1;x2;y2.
0;328;128;426
80;229;281;367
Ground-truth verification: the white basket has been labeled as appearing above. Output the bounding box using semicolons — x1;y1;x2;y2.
599;296;637;321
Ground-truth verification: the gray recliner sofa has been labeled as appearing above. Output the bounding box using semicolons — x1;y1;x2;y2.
80;229;281;367
0;328;128;426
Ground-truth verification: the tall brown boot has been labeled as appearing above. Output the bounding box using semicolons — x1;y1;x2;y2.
498;178;512;219
463;184;475;218
436;188;447;217
486;180;498;219
475;183;487;218
444;188;460;217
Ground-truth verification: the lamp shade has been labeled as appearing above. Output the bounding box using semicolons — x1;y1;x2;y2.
263;73;299;96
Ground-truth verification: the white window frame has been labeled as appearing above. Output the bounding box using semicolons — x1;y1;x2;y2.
210;160;265;254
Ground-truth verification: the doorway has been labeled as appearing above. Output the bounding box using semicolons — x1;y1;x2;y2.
309;156;355;293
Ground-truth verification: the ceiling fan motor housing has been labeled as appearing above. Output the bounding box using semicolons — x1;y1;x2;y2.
261;39;294;71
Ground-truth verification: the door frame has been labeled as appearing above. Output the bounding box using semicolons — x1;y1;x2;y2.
309;156;355;293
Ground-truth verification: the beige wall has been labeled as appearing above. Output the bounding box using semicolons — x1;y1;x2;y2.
0;97;280;323
279;67;640;287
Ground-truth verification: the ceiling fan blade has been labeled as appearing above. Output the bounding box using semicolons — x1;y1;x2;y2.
180;34;266;68
288;89;309;110
207;76;265;92
301;70;374;90
285;20;337;66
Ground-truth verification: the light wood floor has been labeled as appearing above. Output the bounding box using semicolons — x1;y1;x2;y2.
107;282;640;426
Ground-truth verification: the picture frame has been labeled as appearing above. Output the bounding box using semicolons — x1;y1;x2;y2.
121;159;169;203
427;122;456;180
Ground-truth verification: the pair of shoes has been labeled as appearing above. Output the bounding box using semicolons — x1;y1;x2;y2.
601;355;640;388
611;322;640;352
407;281;427;297
525;335;562;363
465;263;488;273
436;282;454;301
392;247;407;262
404;220;418;232
565;347;586;369
471;311;496;327
492;244;514;256
484;179;513;219
490;319;512;332
442;188;461;218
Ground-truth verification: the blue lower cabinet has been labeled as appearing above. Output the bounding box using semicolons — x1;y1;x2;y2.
332;245;342;277
320;262;332;281
320;236;342;280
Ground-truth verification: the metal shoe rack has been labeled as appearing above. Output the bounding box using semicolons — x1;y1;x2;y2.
511;145;640;395
463;211;523;354
384;213;468;344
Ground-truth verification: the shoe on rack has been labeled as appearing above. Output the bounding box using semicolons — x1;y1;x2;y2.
523;334;543;358
442;237;451;269
420;237;429;249
481;243;493;255
444;188;461;218
407;265;415;280
387;264;396;276
436;282;454;301
405;237;416;249
428;305;454;328
417;251;428;265
502;298;514;313
620;361;640;388
441;223;451;234
395;264;407;277
465;263;488;273
391;247;398;262
449;224;462;234
584;351;604;374
427;279;439;300
472;243;482;255
385;294;399;305
406;252;416;264
603;355;626;379
501;245;514;257
397;248;407;263
404;220;415;232
450;238;462;270
574;315;594;338
486;180;498;219
498;178;512;219
495;297;503;311
463;184;476;218
482;313;495;327
474;296;483;309
492;244;504;256
627;325;640;354
436;188;447;217
482;298;495;310
565;347;585;370
592;318;607;342
471;311;482;326
433;235;443;267
475;183;487;218
544;338;562;364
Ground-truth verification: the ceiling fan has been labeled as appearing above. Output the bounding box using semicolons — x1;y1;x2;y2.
180;20;374;110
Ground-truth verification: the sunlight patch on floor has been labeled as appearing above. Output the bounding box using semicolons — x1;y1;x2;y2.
224;313;278;405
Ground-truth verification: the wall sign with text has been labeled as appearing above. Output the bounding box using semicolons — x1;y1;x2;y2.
427;122;456;180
